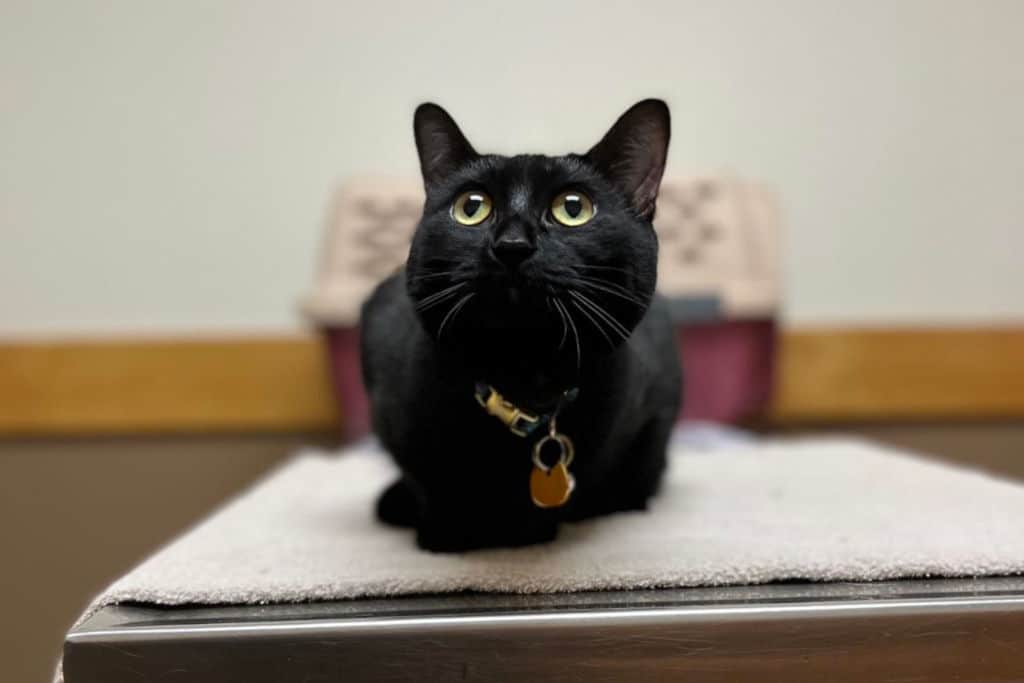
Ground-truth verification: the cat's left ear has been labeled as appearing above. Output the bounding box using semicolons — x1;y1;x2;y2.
586;99;671;220
413;103;478;189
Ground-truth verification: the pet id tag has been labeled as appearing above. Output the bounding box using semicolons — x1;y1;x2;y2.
530;426;575;509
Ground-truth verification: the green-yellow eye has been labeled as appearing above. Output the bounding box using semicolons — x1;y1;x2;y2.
452;190;493;226
551;190;595;227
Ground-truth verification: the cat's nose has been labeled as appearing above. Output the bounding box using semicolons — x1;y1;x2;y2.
491;234;536;268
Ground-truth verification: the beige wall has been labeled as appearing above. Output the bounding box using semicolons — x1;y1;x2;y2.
2;0;1023;336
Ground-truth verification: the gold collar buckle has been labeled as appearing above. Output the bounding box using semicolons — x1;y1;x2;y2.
474;384;540;437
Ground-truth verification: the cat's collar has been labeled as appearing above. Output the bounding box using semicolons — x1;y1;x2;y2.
474;383;578;438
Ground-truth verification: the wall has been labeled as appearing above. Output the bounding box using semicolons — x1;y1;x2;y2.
2;0;1023;336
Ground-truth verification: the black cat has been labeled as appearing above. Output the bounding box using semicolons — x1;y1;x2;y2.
360;100;682;552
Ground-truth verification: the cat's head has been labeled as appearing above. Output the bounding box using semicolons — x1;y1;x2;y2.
406;100;670;386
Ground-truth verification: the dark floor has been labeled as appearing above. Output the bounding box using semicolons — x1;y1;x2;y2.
2;423;1023;683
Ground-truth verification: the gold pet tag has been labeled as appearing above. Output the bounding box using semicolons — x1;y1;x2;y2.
530;432;576;508
530;461;575;508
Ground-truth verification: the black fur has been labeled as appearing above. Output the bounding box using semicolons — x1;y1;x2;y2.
360;100;682;552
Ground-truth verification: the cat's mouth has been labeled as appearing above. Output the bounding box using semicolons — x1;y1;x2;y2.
465;279;557;331
478;278;554;312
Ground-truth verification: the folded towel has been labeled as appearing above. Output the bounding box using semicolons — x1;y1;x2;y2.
77;437;1024;612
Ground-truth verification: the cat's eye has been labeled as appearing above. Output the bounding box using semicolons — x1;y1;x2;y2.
551;190;595;227
452;190;493;226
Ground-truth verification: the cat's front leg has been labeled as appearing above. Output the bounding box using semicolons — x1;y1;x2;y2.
376;477;421;528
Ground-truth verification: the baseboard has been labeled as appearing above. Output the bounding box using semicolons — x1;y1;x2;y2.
773;326;1024;422
0;327;1021;436
0;336;339;435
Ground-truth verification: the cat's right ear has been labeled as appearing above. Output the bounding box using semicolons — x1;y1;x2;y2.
413;103;477;189
586;99;671;220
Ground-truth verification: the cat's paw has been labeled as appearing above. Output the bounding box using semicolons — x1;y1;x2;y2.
415;526;478;553
376;478;419;528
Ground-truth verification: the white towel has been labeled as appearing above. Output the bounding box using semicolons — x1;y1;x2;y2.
78;437;1024;611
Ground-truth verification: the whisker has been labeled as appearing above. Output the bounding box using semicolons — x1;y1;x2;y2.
583;298;631;341
417;283;461;303
570;290;631;341
409;271;460;283
575;276;648;307
416;291;463;312
437;292;474;340
548;296;569;350
415;282;466;311
576;264;634;277
570;299;615;349
575;273;642;296
553;298;580;371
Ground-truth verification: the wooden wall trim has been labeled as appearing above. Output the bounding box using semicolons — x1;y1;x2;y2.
773;327;1024;422
0;337;339;435
0;327;1021;436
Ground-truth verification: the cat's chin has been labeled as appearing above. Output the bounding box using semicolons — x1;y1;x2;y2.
438;314;567;362
469;286;547;325
441;333;581;403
